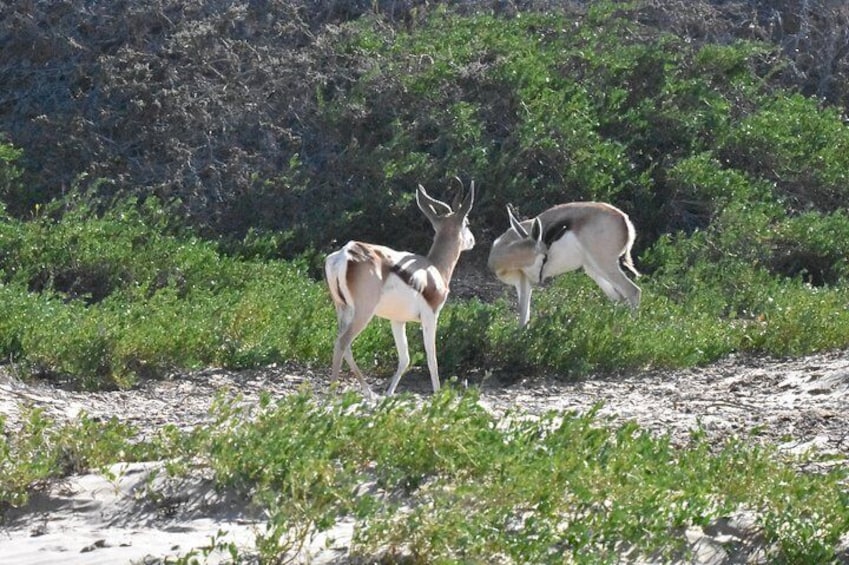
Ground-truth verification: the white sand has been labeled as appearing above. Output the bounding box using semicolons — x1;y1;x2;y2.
0;462;258;564
0;461;354;564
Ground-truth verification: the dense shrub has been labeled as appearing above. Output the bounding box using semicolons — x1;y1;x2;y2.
0;406;154;508
1;1;848;259
0;140;22;205
720;93;849;211
769;211;849;285
0;183;847;388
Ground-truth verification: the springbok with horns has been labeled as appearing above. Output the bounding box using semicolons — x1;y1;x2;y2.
325;180;475;396
488;202;640;327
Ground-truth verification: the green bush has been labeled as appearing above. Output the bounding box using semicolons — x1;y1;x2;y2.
0;196;202;301
1;188;848;389
721;93;849;210
3;385;847;563
0;408;149;508
218;261;337;366
0;140;22;206
769;210;849;285
0;197;338;387
437;298;496;374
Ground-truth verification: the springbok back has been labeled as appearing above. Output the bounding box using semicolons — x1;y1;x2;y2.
325;180;475;396
488;201;640;327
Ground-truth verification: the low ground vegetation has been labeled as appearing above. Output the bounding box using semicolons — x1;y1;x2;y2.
2;389;848;563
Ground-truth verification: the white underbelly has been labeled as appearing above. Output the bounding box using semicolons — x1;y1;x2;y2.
374;278;422;322
542;232;584;279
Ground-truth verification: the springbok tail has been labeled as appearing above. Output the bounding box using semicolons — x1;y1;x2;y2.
325;246;353;307
621;249;641;278
622;216;641;278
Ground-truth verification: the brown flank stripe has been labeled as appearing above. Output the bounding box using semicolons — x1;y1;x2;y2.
390;263;445;311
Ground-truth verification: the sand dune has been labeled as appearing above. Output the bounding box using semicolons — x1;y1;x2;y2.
0;461;264;564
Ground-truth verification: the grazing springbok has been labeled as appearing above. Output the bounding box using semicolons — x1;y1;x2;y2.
325;180;475;396
488;201;640;327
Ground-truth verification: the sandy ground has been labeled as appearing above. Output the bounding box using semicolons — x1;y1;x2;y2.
1;348;848;564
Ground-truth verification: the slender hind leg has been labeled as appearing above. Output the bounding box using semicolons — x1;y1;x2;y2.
584;266;623;302
584;261;641;309
331;301;379;397
331;305;353;381
609;265;641;309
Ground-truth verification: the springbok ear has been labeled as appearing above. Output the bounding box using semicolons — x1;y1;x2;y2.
417;184;452;220
507;204;528;237
530;217;543;242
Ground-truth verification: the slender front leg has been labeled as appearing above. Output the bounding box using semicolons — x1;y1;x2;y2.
386;320;411;395
420;312;441;393
516;275;533;327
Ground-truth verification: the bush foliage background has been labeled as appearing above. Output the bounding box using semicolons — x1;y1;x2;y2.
2;4;849;561
0;0;848;387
